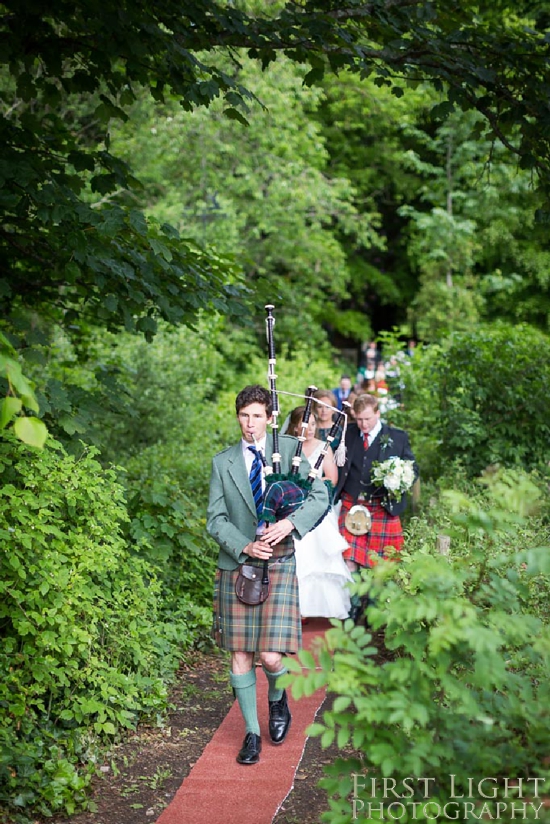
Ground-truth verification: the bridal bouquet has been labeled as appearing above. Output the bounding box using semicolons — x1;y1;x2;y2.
371;456;416;500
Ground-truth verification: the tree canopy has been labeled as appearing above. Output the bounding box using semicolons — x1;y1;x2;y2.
2;0;550;443
2;0;550;330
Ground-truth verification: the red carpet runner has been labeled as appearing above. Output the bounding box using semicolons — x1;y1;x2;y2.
155;619;330;824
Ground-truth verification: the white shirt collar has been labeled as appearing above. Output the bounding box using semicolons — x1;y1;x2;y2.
242;435;267;459
365;420;382;443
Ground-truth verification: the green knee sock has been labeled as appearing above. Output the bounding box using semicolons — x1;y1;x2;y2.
229;669;260;735
262;665;287;702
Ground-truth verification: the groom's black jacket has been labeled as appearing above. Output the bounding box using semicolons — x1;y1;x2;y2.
334;422;419;517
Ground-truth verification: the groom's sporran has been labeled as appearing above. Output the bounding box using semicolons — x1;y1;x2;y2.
344;503;372;536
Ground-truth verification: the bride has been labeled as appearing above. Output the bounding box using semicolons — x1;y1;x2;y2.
284;406;352;620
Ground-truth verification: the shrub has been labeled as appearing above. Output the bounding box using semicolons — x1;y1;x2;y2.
0;436;184;820
124;464;217;611
397;322;550;479
284;468;550;824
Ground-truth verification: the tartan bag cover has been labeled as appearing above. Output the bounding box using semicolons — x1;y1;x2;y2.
261;477;308;524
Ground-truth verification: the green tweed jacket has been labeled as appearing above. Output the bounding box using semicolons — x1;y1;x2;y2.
207;433;329;571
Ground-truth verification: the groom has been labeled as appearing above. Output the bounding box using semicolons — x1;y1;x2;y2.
334;394;418;617
207;384;329;765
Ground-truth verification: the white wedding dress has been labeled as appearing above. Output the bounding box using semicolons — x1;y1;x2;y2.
294;444;353;619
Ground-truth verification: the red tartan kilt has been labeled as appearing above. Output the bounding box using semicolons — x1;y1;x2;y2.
338;493;403;568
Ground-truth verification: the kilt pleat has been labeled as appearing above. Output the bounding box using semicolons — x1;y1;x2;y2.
339;492;403;568
213;537;301;653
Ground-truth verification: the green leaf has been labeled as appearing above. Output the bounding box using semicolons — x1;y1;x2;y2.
4;359;35;398
13;416;48;448
0;396;22;428
332;695;352;713
129;209;148;236
20;393;39;413
298;649;317;669
282;656;302;673
430;101;455;119
306;722;326;737
337;726;350;748
303;67;325;87
223;107;249;126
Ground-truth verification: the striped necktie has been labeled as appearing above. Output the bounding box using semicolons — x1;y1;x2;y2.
363;433;370;450
248;446;264;516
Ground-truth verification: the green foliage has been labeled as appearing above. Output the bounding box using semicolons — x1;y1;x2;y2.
319;82;550;337
399;108;550;335
316;72;434;326
3;1;550;359
2;3;253;339
284;468;550;823
408;274;484;342
1;319;144;453
395;322;550;479
0;435;204;820
0;333;48;448
110;57;378;347
126;474;216;610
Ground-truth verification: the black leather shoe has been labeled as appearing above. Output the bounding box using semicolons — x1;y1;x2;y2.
348;603;362;623
236;732;261;765
268;690;291;745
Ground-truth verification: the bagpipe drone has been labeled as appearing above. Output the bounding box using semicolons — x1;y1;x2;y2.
259;304;348;526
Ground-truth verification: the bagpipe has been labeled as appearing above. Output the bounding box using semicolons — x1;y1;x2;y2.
235;304;349;606
259;304;349;526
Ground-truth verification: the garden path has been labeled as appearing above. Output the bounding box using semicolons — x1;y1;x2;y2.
154;619;330;824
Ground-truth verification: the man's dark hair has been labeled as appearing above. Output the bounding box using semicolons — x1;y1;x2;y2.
235;385;273;416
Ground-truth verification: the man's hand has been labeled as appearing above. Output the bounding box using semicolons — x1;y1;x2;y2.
244;540;273;560
262;518;293;546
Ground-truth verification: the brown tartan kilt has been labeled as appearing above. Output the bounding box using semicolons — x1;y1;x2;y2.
212;536;301;653
339;492;404;568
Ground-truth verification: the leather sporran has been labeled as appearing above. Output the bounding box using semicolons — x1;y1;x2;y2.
235;563;270;606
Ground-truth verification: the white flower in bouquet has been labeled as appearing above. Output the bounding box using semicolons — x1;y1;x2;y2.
401;461;415;487
384;472;401;492
371;456;416;500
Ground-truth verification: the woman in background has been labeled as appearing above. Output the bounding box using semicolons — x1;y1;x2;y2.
285;406;352;620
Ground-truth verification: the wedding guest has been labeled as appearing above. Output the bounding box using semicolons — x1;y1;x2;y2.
356;340;380;386
374;365;389;397
407;339;417;358
374;365;390;416
332;375;352;410
285;406;352;620
360;377;376;394
345;391;358;419
333;394;419;621
313;389;343;453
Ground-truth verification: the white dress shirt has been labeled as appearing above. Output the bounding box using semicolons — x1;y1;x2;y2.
364;419;382;448
242;436;267;491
